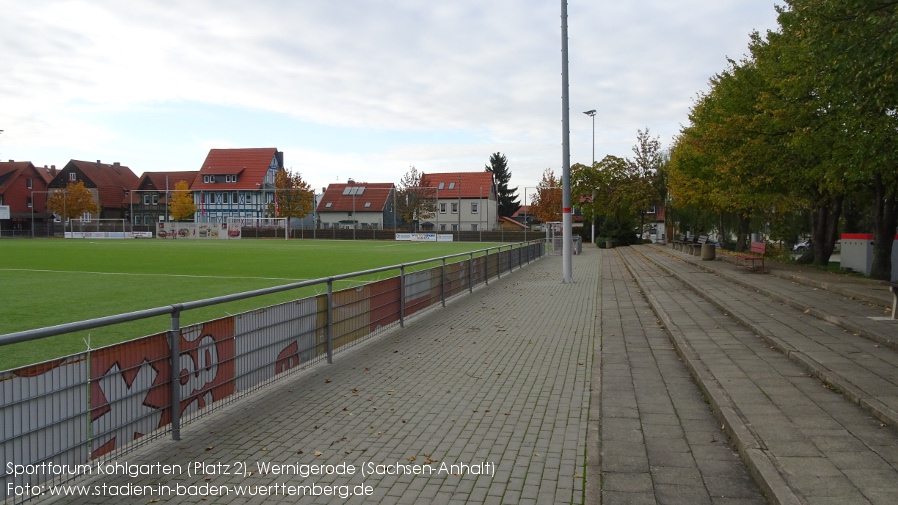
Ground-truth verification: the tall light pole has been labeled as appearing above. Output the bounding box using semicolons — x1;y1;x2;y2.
583;110;596;165
584;109;596;244
560;0;573;283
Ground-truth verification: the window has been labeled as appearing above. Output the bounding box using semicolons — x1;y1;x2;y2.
81;212;91;222
471;224;478;231
645;205;657;214
451;203;458;214
26;178;33;189
144;194;151;205
325;202;333;208
232;192;239;204
69;172;77;181
451;224;458;231
438;182;445;190
448;182;455;190
225;175;237;183
364;202;371;208
440;224;446;231
439;203;447;213
26;196;33;208
471;202;478;213
203;175;215;184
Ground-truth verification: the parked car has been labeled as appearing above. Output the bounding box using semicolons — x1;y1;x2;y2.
793;239;812;252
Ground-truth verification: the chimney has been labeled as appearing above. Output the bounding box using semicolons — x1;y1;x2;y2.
97;160;102;169
7;159;13;162
113;162;120;167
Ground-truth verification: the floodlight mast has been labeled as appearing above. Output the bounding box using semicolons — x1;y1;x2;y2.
560;0;573;284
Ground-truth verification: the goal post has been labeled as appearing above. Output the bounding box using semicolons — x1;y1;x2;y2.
65;219;129;238
226;217;289;240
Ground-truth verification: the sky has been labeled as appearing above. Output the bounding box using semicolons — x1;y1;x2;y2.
0;1;782;199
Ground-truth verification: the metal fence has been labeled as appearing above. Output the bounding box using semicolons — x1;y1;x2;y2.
0;240;545;502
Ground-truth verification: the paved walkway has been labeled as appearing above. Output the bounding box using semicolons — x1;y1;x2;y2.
33;244;898;505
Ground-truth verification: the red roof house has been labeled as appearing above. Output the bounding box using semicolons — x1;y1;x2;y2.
418;172;497;232
0;161;53;232
190;148;283;223
47;160;139;221
317;181;396;229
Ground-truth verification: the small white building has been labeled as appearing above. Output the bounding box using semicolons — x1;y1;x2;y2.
316;182;396;229
419;172;497;232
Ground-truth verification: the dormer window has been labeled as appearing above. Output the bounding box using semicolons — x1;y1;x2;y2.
203;175;215;183
225;175;237;183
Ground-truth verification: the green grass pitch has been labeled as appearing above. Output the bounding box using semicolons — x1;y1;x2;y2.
0;238;508;370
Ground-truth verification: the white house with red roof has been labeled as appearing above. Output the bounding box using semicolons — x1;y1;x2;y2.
190;148;283;223
419;172;497;232
316;180;396;230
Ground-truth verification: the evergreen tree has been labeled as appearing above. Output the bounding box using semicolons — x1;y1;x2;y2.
484;152;520;217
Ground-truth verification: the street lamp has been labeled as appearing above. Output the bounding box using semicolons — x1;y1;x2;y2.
583;109;596;243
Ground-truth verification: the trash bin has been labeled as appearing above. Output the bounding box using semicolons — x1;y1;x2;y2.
573;236;582;254
606;240;614;249
701;243;716;261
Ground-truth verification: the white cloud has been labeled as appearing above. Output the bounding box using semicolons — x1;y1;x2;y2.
0;0;781;193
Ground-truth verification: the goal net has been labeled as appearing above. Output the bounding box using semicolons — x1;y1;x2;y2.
226;217;289;240
65;219;129;238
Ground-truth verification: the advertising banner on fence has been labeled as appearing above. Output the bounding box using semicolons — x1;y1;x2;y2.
88;317;236;458
156;222;238;239
1;356;90;491
395;233;454;242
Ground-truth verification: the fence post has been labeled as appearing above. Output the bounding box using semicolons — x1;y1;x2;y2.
169;305;182;441
326;278;334;364
399;265;405;327
441;258;446;307
485;248;490;285
469;252;474;293
497;246;502;279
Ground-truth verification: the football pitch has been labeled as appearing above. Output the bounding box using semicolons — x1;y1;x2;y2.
0;238;510;370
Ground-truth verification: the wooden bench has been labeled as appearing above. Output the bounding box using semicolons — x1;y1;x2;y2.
686;235;708;256
734;241;766;271
672;234;686;251
883;281;898;320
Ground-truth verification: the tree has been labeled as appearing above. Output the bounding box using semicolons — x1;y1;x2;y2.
168;180;197;221
395;165;436;231
47;181;99;224
771;0;898;277
268;169;314;221
529;168;561;223
630;128;664;239
484;152;519;217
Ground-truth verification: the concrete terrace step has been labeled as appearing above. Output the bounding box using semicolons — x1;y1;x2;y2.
640;246;898;431
616;246;898;505
597;252;765;504
655;244;896;351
